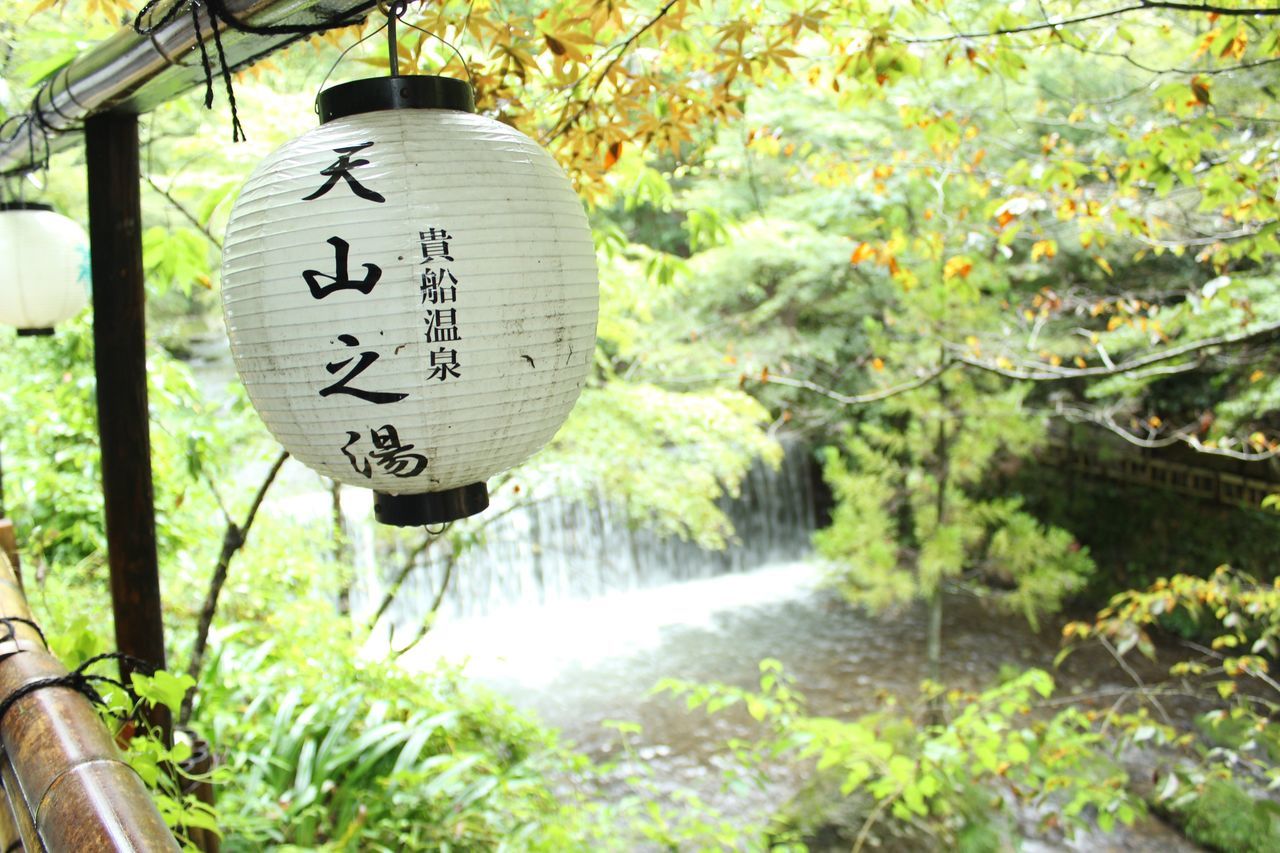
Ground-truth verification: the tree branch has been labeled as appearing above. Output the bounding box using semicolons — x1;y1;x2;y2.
1139;0;1280;15
364;494;542;634
143;175;224;250
900;1;1279;43
1057;403;1280;461
542;0;682;144
901;4;1148;42
762;363;953;405
365;527;448;632
390;551;459;659
1098;635;1173;725
180;448;290;725
956;318;1280;381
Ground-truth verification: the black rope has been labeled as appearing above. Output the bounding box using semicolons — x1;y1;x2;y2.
0;616;46;650
133;0;372;141
206;6;246;142
0;115;51;177
0;652;158;730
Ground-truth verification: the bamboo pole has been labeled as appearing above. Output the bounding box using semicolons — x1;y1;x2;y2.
0;520;18;587
0;550;179;852
0;758;28;851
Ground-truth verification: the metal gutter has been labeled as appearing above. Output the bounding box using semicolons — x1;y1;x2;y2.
0;0;377;175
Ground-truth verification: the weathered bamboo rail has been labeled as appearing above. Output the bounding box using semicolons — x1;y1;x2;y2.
0;520;179;852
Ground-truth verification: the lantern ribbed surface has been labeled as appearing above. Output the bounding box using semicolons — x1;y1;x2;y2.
0;207;89;331
221;107;598;494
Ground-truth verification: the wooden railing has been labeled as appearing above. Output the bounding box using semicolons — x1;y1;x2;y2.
1043;437;1279;509
0;519;179;852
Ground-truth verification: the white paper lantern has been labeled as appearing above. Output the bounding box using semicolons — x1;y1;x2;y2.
0;203;90;335
221;77;598;525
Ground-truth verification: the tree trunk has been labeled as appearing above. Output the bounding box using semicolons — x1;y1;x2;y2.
926;584;943;686
927;378;953;715
332;480;350;617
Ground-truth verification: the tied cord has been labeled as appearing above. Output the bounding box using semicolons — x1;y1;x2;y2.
0;645;158;730
0;616;46;649
133;0;371;141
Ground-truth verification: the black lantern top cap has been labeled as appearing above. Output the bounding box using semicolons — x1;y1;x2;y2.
0;202;53;212
318;75;475;124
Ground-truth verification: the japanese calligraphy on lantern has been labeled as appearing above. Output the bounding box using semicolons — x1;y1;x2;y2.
298;141;425;479
221;100;600;501
341;424;428;479
419;227;462;380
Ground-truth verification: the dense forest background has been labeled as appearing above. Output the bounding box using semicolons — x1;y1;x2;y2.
3;0;1280;849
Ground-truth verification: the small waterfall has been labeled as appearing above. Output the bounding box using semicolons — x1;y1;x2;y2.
359;440;818;629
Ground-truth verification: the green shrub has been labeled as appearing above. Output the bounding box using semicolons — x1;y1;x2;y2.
1176;780;1280;853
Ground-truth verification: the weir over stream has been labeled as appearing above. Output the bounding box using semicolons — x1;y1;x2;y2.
355;440;818;628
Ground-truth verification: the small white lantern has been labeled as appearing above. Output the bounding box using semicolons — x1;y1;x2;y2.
0;203;90;335
221;77;598;525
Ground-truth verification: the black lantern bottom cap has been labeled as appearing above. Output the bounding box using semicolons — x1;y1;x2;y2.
374;482;489;527
16;327;54;337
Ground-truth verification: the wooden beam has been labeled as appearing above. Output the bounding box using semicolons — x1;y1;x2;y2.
84;114;169;731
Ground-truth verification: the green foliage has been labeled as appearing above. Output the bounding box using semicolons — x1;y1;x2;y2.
815;380;1093;627
6;1;1280;848
544;382;780;548
1175;780;1280;853
659;660;1143;848
48;619;220;850
202;652;560;849
0;318;259;569
1013;456;1280;600
186;612;767;851
1061;566;1280;842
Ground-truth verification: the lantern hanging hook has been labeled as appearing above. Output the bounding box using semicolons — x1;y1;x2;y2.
396;16;477;92
381;1;410;78
312;1;476;115
312;19;391;114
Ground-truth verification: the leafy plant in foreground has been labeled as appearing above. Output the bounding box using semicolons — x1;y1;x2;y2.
658;660;1143;850
1063;565;1280;836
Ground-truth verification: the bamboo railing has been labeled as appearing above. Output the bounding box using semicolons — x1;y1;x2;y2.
0;519;179;852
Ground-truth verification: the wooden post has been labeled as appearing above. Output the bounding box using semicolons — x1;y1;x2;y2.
84;114;169;737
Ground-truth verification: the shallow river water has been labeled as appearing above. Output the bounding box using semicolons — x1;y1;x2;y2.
413;561;1200;852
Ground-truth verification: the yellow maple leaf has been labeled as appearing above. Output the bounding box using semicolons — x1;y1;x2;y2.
943;256;973;281
1031;240;1058;261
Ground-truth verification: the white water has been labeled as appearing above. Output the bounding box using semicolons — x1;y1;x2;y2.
407;560;822;685
354;440;817;628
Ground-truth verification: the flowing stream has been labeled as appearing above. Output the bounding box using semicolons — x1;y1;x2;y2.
190;343;1195;848
382;445;1199;852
